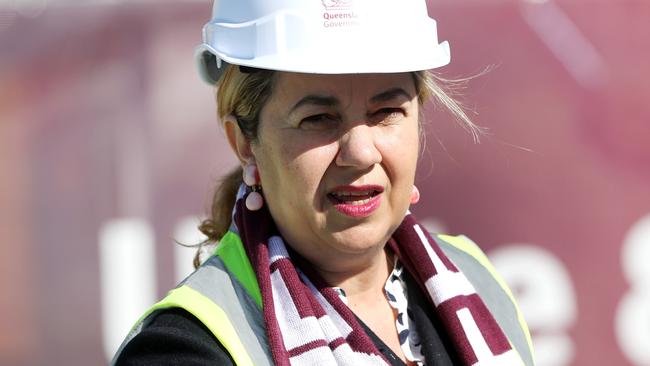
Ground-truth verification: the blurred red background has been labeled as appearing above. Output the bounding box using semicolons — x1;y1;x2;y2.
1;1;649;365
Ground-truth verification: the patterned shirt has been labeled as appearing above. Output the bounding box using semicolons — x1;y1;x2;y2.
333;259;425;365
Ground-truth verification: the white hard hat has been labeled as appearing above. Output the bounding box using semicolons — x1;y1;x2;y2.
196;0;451;84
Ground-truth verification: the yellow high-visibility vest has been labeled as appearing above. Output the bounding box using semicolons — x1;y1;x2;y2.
112;232;535;366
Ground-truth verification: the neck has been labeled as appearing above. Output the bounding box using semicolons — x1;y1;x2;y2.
312;247;394;301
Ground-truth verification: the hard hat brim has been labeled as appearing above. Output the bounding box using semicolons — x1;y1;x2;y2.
196;41;450;85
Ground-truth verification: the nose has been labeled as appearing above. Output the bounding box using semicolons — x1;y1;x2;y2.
335;125;382;168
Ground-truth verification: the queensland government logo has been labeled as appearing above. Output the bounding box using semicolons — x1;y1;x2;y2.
321;0;353;11
321;0;358;28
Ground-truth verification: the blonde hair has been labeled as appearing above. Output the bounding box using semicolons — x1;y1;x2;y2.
195;65;480;266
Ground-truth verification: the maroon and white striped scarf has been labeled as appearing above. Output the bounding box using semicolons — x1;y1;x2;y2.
233;188;521;365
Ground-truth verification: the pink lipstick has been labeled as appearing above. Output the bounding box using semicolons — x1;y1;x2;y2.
328;185;383;218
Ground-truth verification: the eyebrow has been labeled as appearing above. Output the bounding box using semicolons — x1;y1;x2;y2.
288;87;413;115
289;95;340;115
369;87;413;105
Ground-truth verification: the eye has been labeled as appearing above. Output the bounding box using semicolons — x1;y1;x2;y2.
370;107;405;124
299;113;340;130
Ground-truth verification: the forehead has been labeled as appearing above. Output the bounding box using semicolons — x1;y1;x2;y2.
269;72;416;106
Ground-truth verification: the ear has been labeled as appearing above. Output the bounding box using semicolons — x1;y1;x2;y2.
223;114;254;164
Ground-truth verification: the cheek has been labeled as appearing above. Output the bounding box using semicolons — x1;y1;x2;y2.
256;139;337;206
285;143;339;191
251;142;281;196
382;123;420;171
383;127;419;210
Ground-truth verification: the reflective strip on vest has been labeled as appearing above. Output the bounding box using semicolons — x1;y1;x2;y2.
111;254;273;366
215;231;263;308
436;234;536;366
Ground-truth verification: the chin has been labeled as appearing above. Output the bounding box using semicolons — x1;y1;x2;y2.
328;222;394;253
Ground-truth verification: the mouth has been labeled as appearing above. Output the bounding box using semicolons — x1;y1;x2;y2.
327;185;384;217
328;189;381;204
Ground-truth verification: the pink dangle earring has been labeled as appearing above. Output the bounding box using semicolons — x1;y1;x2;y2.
243;163;264;211
410;185;420;204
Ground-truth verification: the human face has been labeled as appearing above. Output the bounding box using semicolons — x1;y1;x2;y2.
251;72;420;270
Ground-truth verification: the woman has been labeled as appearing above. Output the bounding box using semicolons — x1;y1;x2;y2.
113;0;534;365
